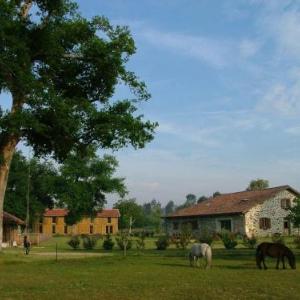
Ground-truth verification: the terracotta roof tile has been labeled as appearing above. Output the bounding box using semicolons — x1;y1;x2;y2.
166;185;299;218
44;208;120;218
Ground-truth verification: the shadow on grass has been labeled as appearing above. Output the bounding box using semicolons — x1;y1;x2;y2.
155;262;257;270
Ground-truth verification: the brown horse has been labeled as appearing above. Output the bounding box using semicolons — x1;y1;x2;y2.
256;242;296;270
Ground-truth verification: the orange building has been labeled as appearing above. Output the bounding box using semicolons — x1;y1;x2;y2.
38;208;120;236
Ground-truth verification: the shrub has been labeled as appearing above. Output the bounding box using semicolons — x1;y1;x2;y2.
242;235;257;249
272;233;285;245
171;224;193;249
155;235;170;250
116;234;132;251
103;234;114;250
293;235;300;249
136;232;146;250
220;231;238;249
198;231;214;246
82;235;98;250
67;235;80;250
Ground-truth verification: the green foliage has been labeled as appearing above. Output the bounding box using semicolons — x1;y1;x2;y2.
246;179;269;191
4;151;57;221
142;199;162;232
82;235;99;250
114;198;144;229
115;231;132;252
288;197;300;228
197;196;208;203
57;147;126;225
164;200;175;215
67;235;80;250
198;230;214;246
293;235;300;249
155;235;170;250
102;234;114;250
135;232;146;250
242;235;257;249
220;231;238;249
272;233;285;245
171;224;193;249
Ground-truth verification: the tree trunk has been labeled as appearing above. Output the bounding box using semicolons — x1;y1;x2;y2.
0;138;18;251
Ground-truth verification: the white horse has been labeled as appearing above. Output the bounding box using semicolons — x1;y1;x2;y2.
189;243;212;269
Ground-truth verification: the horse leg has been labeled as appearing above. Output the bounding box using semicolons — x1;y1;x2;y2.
282;256;286;269
262;256;267;270
276;256;280;269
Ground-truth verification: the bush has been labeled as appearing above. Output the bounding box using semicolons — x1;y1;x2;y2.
272;233;285;245
220;231;238;249
103;234;114;250
136;232;146;250
293;235;300;249
67;235;80;250
155;235;170;250
82;235;98;250
198;231;214;246
242;235;257;249
116;234;132;251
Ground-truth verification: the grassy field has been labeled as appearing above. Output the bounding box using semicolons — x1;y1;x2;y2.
1;237;300;300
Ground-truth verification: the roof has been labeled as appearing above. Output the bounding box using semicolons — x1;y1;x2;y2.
44;208;120;218
166;185;299;219
3;211;25;225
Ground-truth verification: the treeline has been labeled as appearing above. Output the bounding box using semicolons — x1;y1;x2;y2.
4;148;126;225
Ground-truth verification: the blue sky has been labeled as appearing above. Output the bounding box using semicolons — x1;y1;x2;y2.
2;0;300;206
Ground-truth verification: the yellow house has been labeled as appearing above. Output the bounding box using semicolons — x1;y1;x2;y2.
38;208;120;236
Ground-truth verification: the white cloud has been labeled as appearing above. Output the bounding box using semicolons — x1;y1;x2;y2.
285;126;300;136
239;39;260;58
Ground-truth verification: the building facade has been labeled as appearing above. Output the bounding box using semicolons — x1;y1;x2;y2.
2;211;24;246
165;186;299;237
36;208;120;236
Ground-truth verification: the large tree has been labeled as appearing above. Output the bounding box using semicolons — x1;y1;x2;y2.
0;1;156;248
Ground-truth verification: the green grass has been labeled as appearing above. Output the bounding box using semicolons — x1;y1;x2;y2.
1;237;300;299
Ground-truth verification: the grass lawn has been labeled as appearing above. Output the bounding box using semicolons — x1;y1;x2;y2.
1;237;300;300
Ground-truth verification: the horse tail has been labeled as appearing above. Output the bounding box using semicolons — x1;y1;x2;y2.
205;245;212;269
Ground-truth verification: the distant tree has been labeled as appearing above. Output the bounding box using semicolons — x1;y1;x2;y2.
56;147;126;225
186;194;197;206
246;179;269;191
288;198;300;235
165;200;175;215
213;191;221;197
114;198;144;229
197;195;208;203
143;199;162;231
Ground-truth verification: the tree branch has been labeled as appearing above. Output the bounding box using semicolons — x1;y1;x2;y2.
20;0;33;19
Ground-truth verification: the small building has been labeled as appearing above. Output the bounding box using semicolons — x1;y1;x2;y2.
3;211;25;246
36;208;120;236
165;185;300;237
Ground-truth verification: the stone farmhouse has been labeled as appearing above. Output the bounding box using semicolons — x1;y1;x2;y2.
165;185;300;237
35;208;120;236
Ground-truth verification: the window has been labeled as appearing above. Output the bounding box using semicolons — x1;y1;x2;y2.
190;221;198;230
106;226;113;234
52;217;57;224
39;224;43;234
52;225;56;234
281;198;291;209
107;217;111;223
90;225;94;234
220;219;232;231
173;222;179;230
64;225;68;234
259;218;271;230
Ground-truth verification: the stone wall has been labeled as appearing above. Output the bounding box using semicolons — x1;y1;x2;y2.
245;190;297;237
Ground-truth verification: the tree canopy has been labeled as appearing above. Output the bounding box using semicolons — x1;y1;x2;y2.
246;179;269;191
0;0;156;248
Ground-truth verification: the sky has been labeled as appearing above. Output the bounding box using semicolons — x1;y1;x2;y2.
2;0;300;207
